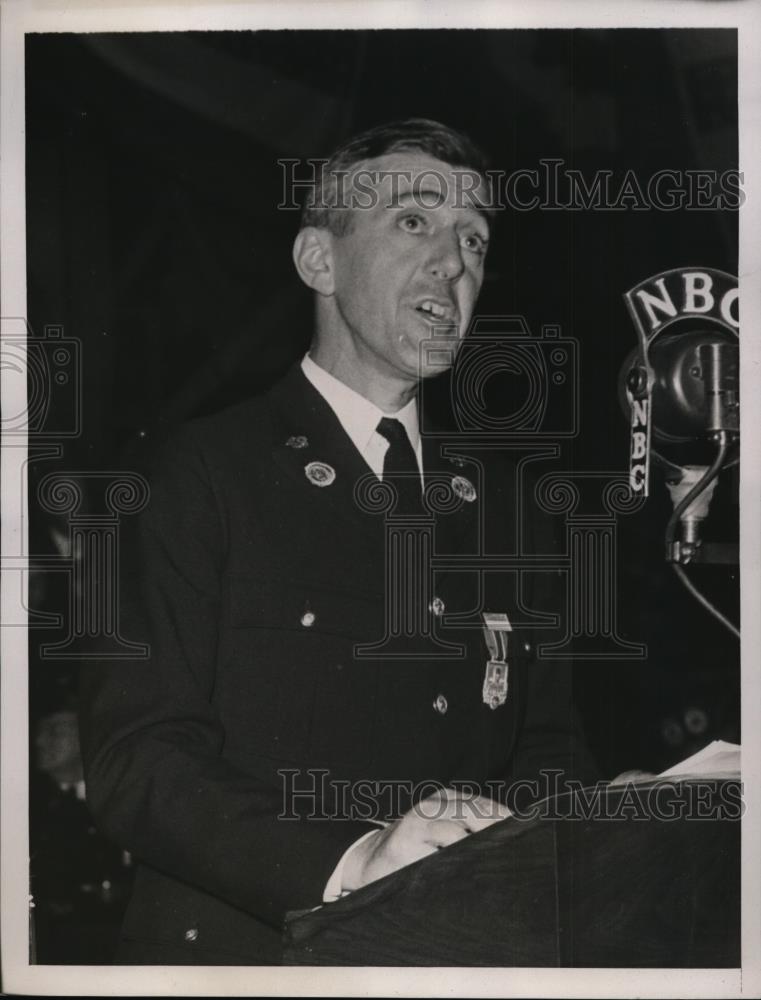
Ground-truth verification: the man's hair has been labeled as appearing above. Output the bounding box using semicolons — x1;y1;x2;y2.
300;117;493;235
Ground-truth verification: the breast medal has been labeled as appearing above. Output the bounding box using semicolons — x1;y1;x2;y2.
482;612;512;710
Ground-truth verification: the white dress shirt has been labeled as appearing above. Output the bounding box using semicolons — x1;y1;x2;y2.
301;353;419;901
301;353;423;484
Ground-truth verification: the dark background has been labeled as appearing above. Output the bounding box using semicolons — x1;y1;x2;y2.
24;28;740;959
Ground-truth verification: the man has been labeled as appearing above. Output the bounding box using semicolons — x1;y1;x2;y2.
79;119;598;965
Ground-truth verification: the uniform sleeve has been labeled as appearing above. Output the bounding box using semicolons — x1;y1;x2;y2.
78;426;376;929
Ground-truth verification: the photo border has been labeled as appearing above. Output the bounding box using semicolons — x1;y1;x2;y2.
2;1;759;996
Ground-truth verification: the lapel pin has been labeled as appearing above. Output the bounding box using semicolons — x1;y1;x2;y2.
451;475;477;502
286;435;309;449
305;461;336;487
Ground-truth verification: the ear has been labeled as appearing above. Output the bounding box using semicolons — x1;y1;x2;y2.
292;227;335;296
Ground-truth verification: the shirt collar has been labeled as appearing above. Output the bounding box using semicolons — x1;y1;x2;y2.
301;354;420;458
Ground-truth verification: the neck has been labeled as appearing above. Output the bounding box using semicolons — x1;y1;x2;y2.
309;341;418;413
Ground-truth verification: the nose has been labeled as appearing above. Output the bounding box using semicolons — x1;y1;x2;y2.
427;230;465;281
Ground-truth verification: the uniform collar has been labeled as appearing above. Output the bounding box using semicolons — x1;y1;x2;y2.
265;364;481;574
301;354;420;462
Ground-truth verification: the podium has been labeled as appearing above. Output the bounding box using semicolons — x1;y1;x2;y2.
283;780;740;967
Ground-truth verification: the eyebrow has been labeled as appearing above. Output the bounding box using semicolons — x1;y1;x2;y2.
387;188;446;208
387;189;491;232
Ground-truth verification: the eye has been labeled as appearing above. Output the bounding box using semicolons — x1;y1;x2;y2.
398;213;427;233
461;232;488;255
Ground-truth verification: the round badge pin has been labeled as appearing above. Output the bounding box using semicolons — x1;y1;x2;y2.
305;461;336;487
451;475;477;502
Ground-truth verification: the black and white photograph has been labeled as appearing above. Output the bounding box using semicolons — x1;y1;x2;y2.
1;1;760;996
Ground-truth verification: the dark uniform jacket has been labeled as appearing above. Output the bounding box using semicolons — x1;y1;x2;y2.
79;365;597;965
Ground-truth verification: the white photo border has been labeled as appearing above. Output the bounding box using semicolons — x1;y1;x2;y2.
2;1;760;996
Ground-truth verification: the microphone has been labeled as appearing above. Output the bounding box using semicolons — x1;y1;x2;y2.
620;330;738;555
619;330;738;446
620;266;739;498
620;332;738;559
619;267;740;637
697;341;739;436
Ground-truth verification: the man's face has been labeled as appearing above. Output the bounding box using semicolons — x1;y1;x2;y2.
324;151;490;386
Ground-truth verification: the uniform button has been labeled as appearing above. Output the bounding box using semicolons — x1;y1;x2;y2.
433;693;448;715
184;928;199;942
300;611;316;627
429;597;445;617
523;640;532;653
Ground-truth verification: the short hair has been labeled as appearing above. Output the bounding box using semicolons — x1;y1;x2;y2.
300;117;493;235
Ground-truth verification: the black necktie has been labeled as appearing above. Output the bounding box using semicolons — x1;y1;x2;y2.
376;417;423;514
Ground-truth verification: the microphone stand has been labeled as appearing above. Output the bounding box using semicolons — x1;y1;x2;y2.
662;430;739;639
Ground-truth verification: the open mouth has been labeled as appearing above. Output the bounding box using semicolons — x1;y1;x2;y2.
415;299;458;326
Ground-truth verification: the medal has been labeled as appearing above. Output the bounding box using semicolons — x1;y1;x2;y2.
482;612;512;710
304;461;336;487
451;475;477;502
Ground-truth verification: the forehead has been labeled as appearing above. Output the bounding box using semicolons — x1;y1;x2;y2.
347;151;490;217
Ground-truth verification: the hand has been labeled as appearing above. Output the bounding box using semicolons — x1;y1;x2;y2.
341;788;510;893
609;769;657;785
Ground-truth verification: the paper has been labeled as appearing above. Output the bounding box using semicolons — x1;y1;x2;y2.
658;739;741;779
